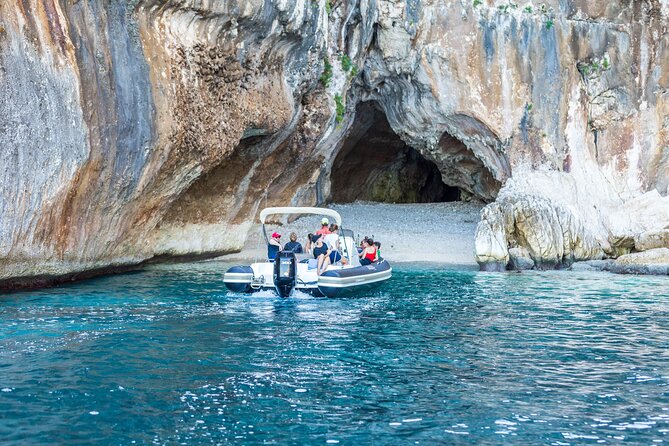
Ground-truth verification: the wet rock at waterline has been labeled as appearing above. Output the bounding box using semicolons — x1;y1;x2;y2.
2;0;669;286
609;249;669;276
571;250;669;276
508;248;535;271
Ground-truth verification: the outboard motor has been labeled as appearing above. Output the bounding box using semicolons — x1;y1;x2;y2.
273;251;297;297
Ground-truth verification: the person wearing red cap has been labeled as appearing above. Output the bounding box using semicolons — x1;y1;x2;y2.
268;232;282;260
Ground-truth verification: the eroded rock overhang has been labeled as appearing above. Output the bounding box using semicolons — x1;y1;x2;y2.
2;0;669;287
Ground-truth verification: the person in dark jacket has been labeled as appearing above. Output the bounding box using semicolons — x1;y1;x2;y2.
283;232;303;253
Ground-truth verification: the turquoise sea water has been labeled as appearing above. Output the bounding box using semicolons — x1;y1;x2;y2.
1;262;668;445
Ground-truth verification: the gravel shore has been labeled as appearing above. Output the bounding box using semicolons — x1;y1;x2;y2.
219;201;484;265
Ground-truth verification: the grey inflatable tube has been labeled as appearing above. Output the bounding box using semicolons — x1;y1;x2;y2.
318;260;391;298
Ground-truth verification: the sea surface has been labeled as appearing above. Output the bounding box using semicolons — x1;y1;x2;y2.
1;262;668;445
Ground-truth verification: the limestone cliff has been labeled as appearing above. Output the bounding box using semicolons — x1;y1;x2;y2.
1;0;668;287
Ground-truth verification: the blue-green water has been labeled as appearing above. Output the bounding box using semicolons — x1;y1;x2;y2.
1;263;668;445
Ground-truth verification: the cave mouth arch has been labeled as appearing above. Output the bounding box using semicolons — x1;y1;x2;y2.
328;102;505;204
329;102;460;204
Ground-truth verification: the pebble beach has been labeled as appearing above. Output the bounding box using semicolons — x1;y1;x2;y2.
219;201;484;265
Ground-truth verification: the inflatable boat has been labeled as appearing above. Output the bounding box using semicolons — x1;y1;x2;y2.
223;207;392;297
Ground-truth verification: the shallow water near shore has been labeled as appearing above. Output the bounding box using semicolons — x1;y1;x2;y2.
1;262;668;445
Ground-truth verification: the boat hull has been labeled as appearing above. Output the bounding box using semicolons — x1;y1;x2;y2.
317;260;392;297
222;265;253;293
223;260;391;297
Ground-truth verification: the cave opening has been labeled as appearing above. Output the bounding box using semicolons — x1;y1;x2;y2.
329;102;461;204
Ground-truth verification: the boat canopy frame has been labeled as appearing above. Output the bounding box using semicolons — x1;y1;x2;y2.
259;207;342;225
259;207;353;264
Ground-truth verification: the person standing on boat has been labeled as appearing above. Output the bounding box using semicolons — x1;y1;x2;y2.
323;224;342;265
283;232;303;253
359;238;378;265
268;232;282;260
316;218;331;236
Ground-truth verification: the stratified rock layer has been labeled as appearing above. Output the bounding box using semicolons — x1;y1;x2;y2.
2;0;669;285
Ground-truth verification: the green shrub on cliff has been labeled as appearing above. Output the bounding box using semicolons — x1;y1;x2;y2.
312;0;332;15
320;57;333;87
473;0;482;7
497;2;517;13
340;54;359;79
578;55;611;80
334;94;345;123
340;54;353;72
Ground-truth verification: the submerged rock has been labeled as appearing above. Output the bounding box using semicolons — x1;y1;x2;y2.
570;260;615;272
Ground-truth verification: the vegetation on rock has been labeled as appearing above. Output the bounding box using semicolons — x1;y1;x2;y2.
334;94;345;123
340;54;353;72
578;55;612;80
320;57;333;87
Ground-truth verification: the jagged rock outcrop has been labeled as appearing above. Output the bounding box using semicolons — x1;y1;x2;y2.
475;178;605;270
2;0;669;286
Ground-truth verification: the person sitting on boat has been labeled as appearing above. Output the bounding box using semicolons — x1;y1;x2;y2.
283;232;303;253
358;236;369;254
374;241;382;260
305;232;314;255
316;218;331;236
359;238;378;265
312;234;330;275
268;232;282;260
323;224;342;265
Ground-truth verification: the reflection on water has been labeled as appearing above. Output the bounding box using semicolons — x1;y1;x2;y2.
0;262;668;444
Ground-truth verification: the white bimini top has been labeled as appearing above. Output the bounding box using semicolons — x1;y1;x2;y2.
259;207;342;226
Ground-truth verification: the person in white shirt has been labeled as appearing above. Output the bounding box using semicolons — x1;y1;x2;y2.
323;225;342;265
323;224;339;250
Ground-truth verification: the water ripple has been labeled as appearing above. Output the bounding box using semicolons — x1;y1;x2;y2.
0;263;668;444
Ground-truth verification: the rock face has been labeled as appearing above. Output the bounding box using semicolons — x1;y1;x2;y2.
1;0;669;286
